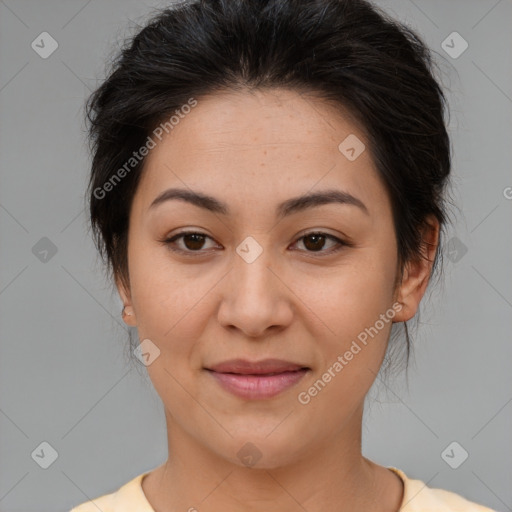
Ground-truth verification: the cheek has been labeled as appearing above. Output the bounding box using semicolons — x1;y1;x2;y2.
127;245;227;399
129;242;210;336
302;250;396;333
297;249;397;383
294;260;396;419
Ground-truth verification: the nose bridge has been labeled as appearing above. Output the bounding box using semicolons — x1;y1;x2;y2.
232;235;277;302
217;235;291;336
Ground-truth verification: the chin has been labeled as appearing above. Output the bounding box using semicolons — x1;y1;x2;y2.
214;431;310;470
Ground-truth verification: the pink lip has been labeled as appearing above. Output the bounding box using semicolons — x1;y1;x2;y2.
205;359;309;399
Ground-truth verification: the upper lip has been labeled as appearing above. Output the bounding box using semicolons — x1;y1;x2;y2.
206;359;309;375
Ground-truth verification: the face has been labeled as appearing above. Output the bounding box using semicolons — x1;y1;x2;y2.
118;88;436;468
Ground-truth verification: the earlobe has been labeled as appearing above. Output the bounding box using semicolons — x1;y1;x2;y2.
122;305;133;316
393;216;439;323
116;274;137;326
121;305;137;326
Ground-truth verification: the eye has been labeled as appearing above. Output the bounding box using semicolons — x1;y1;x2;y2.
160;230;349;257
291;231;348;254
161;231;218;254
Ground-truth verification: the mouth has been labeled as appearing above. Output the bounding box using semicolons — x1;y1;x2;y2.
204;359;310;400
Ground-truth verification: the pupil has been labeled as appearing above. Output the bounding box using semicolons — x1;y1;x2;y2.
185;234;205;250
305;234;325;251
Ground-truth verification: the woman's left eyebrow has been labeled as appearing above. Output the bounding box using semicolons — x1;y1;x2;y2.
148;187;369;218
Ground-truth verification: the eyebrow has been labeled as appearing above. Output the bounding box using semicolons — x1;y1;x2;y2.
148;187;369;218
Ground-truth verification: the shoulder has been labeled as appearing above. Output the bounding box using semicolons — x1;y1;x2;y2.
69;471;153;512
69;489;115;512
390;467;497;512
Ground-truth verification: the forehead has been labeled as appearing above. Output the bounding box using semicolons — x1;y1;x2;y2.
152;88;365;155
133;88;390;219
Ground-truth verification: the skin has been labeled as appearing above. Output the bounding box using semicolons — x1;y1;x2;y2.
117;88;439;512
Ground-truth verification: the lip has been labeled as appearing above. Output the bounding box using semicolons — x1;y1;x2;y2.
207;358;308;374
205;359;310;399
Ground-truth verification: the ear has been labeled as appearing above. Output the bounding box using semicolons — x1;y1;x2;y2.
116;273;137;327
393;215;440;323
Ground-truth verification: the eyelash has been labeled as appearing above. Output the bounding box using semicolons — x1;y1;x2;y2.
159;230;351;257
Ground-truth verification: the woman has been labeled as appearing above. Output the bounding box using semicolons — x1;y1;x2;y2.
71;0;495;510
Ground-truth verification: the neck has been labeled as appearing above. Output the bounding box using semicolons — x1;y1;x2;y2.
142;405;400;512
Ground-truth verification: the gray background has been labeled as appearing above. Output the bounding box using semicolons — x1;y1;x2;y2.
0;1;511;511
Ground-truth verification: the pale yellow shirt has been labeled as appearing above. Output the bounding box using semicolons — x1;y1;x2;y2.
70;467;496;511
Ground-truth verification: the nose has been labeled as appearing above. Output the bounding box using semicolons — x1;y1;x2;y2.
216;242;293;339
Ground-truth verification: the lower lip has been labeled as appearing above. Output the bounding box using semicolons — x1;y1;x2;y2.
207;369;309;399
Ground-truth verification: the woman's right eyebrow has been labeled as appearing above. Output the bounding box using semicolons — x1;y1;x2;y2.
148;187;369;218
